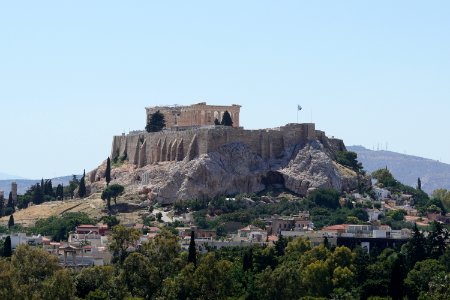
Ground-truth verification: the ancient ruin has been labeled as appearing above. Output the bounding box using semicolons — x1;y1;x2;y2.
11;182;17;205
88;103;366;204
145;102;241;129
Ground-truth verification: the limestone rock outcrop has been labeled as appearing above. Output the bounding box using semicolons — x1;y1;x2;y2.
92;123;369;204
94;141;366;204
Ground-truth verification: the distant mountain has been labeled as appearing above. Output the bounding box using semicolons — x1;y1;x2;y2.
0;172;26;180
0;175;80;196
348;146;450;194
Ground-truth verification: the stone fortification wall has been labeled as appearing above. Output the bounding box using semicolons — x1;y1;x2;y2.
111;123;346;169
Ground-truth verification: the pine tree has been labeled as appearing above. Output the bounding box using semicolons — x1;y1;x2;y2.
188;230;197;267
3;236;12;257
8;214;14;229
221;111;233;127
78;170;86;198
106;157;111;186
145;110;166;132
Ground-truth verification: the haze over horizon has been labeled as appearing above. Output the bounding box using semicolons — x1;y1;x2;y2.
1;1;449;179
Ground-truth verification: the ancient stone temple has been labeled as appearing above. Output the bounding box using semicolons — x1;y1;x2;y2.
145;102;241;130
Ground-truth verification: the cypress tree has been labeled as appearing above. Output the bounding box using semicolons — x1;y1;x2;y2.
7;192;14;210
4;236;12;257
32;183;44;204
417;177;422;190
221;111;233;127
275;234;287;256
8;214;14;229
78;170;86;198
188;230;197;267
55;184;63;200
243;248;253;272
404;223;426;268
0;194;4;217
106;157;111;186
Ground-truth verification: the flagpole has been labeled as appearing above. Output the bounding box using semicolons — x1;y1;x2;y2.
297;105;302;123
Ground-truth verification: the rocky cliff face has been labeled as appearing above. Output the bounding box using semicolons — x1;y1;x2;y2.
90;137;367;204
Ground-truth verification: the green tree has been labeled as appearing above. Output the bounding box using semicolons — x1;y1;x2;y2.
139;230;182;285
191;253;239;299
3;236;12;257
432;188;450;211
109;225;141;264
75;266;116;299
109;184;124;206
417;177;422;191
56;184;64;200
6;192;14;212
146;110;166;132
335;151;363;172
101;184;125;213
0;259;15;299
425;221;449;259
8;214;14;229
11;244;61;299
387;209;407;221
302;260;332;297
404;259;446;300
254;261;303;300
372;168;399;188
42;269;76;300
419;272;450;300
0;194;4;217
101;216;120;228
122;252;158;298
214;118;220;125
78;169;87;198
402;223;426;269
32;212;95;242
101;188;113;213
188;230;197;267
156;212;163;223
106;157;111;186
275;234;288;256
221;110;233;126
67;175;79;199
309;189;341;209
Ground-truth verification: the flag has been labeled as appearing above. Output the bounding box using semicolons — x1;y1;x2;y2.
298;105;302;111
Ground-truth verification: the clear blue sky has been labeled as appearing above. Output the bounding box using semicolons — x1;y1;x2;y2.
1;1;449;179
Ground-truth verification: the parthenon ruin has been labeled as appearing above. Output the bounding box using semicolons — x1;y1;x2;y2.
145;102;241;130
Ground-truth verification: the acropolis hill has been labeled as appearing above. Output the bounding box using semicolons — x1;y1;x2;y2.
89;103;367;204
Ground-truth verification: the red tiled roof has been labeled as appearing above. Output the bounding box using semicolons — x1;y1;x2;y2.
322;224;349;231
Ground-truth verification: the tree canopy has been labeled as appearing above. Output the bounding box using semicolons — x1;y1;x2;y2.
221;110;233;126
146;110;166;132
